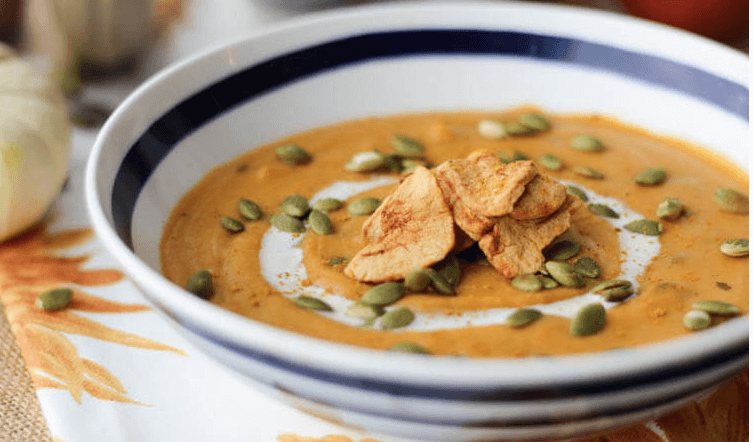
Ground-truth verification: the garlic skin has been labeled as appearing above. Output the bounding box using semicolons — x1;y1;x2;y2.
0;44;70;242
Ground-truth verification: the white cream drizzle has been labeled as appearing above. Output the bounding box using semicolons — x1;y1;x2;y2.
259;177;660;331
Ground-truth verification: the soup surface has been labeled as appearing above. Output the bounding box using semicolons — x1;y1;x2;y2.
160;107;748;357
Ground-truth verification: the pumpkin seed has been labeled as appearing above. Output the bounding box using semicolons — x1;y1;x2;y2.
691;300;741;315
435;255;461;287
683;310;711;331
348;197;381;216
543;240;580;261
404;267;432;292
389;342;429;354
36;288;74;311
573;257;600;278
588;203;619;218
573;166;604;179
426;268;455;295
538;154;563;171
510;274;542;291
270;213;305;233
276;143;311;165
390;135;424;158
566;185;589;202
312;197;344;212
634;168;667;186
327;256;348;266
505;122;534;136
601;286;634;302
512;151;530;161
361;282;405;306
383;154;403;173
591;279;632;293
540;276;560;289
186;270;213;299
221;216;244;233
400;158;430;175
293;295;333;312
720;239;749;257
281;194;310;217
624;219;663;236
381;306;415;330
569;303;606;337
656;197;683;220
347;302;385;320
544;261;585;288
238;199;262;220
571;135;604;152
345;151;385;172
714;188;749;213
307;210;334;235
477;119;507;139
519;113;551;132
506;308;543;328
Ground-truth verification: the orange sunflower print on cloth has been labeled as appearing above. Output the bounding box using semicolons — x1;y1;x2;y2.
0;224;185;405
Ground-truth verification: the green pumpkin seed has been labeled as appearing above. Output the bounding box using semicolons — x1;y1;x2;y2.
538;154;563;171
544;261;584;288
238;199;262;220
293;295;333;312
714;188;749;213
390;135;424;158
571;135;604;152
512;151;530;161
510;274;542;291
477;119;507;139
221;216;244;233
347;302;385;320
312;197;344;212
281;194;310;218
276;143;311;165
566;185;589;202
404;267;432;292
691;300;741;315
569;303;606;337
36;288;74;311
307;210;334;235
683;310;711;331
543;240;580;261
345;151;386;172
381;306;415;330
186;270;213;299
382;154;403;173
426;268;455;295
634;168;667;186
624;219;663;235
573;257;600;278
720;239;749;257
656;197;683;220
361;282;405;306
400;158;430;175
435;255;461;287
519;113;551;132
588;203;619;218
601;286;634;302
591;279;632;293
270;213;305;233
348;197;381;216
540;276;560;289
389;342;429;354
505;122;534;136
506;308;543;328
574;166;604;179
327;256;348;266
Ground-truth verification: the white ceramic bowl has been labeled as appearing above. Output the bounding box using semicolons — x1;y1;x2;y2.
86;2;748;440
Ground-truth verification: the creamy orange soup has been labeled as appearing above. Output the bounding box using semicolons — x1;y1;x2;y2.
160;107;748;358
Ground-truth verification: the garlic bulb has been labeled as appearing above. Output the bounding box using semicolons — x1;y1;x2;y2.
0;44;70;242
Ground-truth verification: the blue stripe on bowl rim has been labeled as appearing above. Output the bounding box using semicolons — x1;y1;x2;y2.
111;29;749;248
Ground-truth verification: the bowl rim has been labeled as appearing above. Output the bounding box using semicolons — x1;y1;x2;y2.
85;0;749;390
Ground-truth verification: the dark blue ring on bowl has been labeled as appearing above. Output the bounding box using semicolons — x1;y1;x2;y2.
112;29;748;248
109;29;749;407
